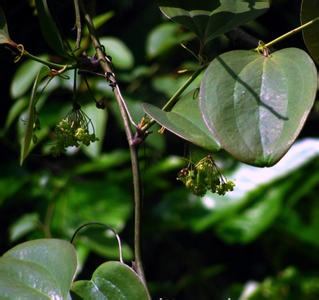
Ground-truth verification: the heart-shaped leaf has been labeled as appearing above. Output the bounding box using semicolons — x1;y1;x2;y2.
71;261;150;300
301;0;319;65
35;0;66;56
158;0;269;45
200;48;317;167
143;90;220;151
0;239;77;299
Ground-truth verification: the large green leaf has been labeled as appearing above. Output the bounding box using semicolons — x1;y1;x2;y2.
200;48;317;167
301;0;319;65
71;261;150;300
20;66;50;165
143;90;220;151
35;0;65;56
0;239;77;299
158;0;269;45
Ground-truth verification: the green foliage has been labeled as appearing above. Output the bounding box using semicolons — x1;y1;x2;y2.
242;267;319;299
158;0;269;45
10;55;48;99
34;0;66;55
99;37;134;70
301;0;319;65
20;66;50;165
200;48;317;166
71;261;150;300
1;0;319;299
0;239;77;299
143;90;220;151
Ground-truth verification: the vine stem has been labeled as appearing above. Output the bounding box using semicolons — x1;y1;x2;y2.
80;1;150;296
22;49;76;70
257;16;319;50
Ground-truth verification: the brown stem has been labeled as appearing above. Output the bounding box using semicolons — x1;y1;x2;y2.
80;1;149;295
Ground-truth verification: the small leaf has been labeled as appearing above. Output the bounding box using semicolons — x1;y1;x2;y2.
4;97;27;132
143;90;220;151
200;48;317;167
35;0;66;56
9;213;39;242
146;23;194;59
71;261;150;300
20;66;50;165
0;6;14;46
301;0;319;65
10;55;48;99
81;103;108;158
158;0;269;45
0;239;77;299
100;37;134;69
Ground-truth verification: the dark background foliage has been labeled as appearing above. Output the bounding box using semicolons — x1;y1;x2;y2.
1;0;319;299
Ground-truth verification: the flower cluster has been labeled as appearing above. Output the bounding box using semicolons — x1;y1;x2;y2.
177;155;235;197
52;104;98;155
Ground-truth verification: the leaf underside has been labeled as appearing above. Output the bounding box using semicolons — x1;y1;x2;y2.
200;48;317;167
158;0;269;44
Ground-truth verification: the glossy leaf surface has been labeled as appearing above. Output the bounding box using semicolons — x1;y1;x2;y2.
0;239;77;299
71;261;150;300
35;0;65;56
301;0;319;65
200;48;317;167
143;90;220;151
158;0;269;44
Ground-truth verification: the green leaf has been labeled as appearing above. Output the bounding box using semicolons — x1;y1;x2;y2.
191;138;319;232
301;0;319;65
4;97;27;132
146;22;194;59
100;37;134;69
158;0;269;45
0;239;77;299
143;90;220;151
83;11;114;35
71;261;150;300
215;188;283;243
10;55;48;99
81;103;108;158
200;48;317;167
52;179;132;234
9;213;39;242
20;66;50;165
35;0;65;56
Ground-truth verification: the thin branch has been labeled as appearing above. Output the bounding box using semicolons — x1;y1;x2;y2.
73;0;82;49
80;1;149;295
